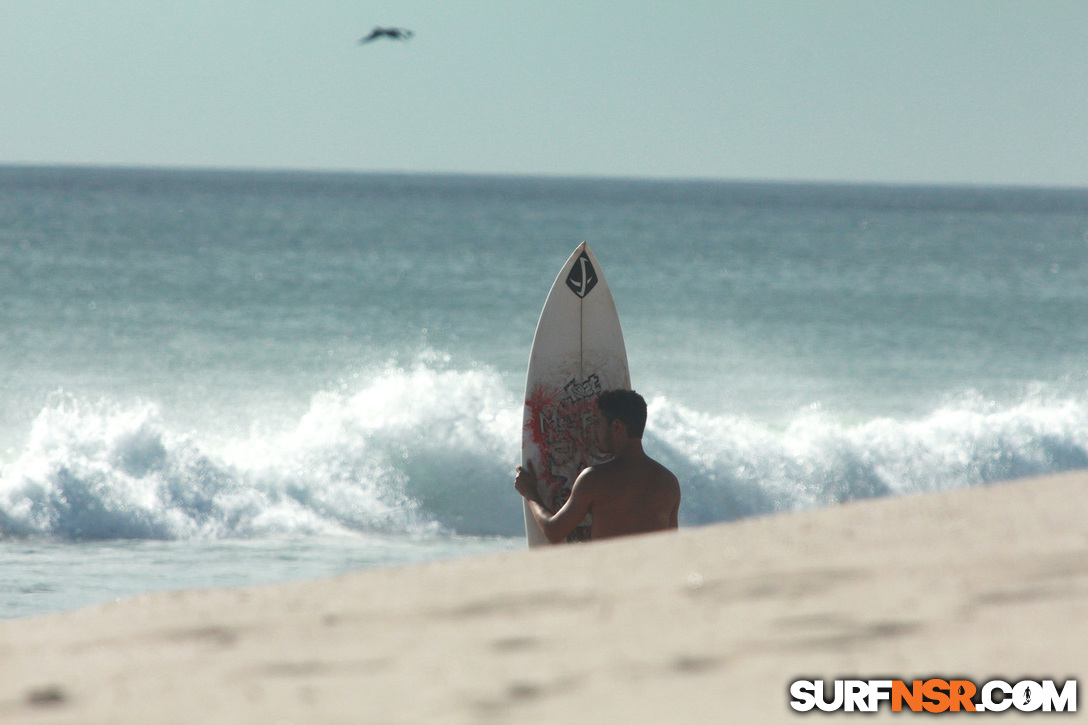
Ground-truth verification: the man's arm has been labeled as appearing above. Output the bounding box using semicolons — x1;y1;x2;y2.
515;462;596;544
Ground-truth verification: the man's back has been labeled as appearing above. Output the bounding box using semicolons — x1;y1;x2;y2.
582;453;680;539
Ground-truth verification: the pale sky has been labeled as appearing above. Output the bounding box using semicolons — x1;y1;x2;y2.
2;1;1087;187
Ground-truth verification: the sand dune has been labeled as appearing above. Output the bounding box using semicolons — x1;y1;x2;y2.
2;471;1085;723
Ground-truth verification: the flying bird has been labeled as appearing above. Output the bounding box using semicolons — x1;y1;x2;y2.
358;27;414;44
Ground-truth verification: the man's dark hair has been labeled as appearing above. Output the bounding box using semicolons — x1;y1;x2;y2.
597;389;647;439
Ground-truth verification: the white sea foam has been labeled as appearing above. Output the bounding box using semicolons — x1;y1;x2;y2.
0;359;523;540
2;360;1087;540
649;389;1088;524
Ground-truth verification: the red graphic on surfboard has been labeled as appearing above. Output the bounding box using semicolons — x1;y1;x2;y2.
525;376;609;542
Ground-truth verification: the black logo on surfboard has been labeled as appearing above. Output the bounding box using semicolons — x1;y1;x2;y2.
565;251;598;298
562;374;602;403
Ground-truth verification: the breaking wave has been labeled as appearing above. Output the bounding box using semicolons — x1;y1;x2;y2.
2;358;1086;540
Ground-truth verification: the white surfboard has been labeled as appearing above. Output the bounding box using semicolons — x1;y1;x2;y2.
522;242;630;546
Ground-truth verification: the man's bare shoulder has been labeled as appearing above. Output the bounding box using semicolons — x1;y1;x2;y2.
631;452;675;479
584;455;679;489
575;461;615;486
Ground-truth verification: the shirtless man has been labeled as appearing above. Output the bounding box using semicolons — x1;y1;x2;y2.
515;389;681;543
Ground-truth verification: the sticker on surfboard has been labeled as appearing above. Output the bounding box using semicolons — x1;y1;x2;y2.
565;250;598;298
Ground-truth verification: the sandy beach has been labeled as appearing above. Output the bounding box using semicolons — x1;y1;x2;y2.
1;471;1085;723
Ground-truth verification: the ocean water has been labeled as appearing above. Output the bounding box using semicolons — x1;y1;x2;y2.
2;167;1087;618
